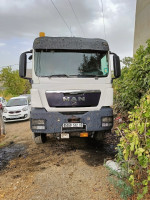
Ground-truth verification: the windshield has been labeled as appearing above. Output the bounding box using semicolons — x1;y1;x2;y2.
34;51;109;77
6;98;28;107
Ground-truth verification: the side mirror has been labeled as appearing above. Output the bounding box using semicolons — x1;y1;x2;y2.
19;50;32;78
113;54;121;78
19;53;27;78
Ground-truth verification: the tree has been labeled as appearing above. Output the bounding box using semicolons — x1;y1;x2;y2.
121;57;133;68
0;67;31;96
113;39;150;113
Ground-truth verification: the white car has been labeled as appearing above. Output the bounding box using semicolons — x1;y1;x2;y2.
2;96;31;122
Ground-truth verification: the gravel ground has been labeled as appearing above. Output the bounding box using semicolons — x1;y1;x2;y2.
0;121;122;200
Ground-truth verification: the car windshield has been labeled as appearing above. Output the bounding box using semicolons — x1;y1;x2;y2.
6;98;28;107
34;50;109;77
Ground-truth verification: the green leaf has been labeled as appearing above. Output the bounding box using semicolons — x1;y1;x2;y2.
136;148;145;156
129;175;134;186
137;193;143;200
138;155;148;168
142;180;148;186
143;186;148;195
130;142;135;151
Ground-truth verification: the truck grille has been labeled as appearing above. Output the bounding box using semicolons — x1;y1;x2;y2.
46;90;101;108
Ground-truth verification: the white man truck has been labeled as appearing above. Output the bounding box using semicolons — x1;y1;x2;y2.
19;33;121;144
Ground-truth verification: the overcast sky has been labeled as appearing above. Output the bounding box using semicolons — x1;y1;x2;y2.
0;0;136;69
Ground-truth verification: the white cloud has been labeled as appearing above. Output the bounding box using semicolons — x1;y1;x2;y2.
0;0;136;67
0;43;6;47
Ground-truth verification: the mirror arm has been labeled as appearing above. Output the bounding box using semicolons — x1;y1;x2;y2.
24;77;33;84
24;50;32;54
111;77;116;83
110;51;117;56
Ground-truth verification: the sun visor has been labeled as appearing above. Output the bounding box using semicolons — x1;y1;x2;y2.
33;37;109;51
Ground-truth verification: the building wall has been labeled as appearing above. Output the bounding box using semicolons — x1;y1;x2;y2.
133;0;150;54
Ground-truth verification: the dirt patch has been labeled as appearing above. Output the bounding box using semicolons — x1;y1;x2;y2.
0;121;122;200
0;143;26;170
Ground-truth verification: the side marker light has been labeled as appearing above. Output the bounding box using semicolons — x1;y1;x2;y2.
80;132;88;137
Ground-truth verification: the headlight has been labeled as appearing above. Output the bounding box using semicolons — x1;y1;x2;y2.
102;117;113;123
31;119;46;130
3;108;8;113
32;119;45;125
102;116;113;127
22;106;28;111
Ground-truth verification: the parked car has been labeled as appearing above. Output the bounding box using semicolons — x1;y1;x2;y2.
0;97;7;110
0;103;2;110
2;96;31;122
19;94;31;103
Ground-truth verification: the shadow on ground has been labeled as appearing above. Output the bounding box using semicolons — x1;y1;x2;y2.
0;142;26;170
0;135;118;171
45;137;117;167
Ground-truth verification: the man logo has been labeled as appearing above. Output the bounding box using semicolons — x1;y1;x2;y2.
63;96;85;105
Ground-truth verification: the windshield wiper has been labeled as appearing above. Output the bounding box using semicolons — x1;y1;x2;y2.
6;105;20;107
77;74;103;78
42;74;104;78
48;74;69;78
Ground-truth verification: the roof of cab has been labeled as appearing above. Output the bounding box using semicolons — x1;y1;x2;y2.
33;37;109;51
10;96;28;100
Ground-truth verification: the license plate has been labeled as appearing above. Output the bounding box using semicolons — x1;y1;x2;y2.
61;133;69;139
9;115;20;118
63;123;83;128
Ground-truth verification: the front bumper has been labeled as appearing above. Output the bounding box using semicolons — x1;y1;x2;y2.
2;111;30;122
30;107;113;133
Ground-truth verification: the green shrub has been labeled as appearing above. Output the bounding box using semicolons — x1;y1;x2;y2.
114;39;150;113
116;92;150;199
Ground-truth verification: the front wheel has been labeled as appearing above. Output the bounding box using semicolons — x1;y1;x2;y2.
32;133;47;144
94;131;105;142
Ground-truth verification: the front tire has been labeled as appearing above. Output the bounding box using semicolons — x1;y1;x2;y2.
94;131;105;142
32;133;47;144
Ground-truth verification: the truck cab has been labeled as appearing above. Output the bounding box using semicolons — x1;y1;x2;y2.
19;33;121;143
